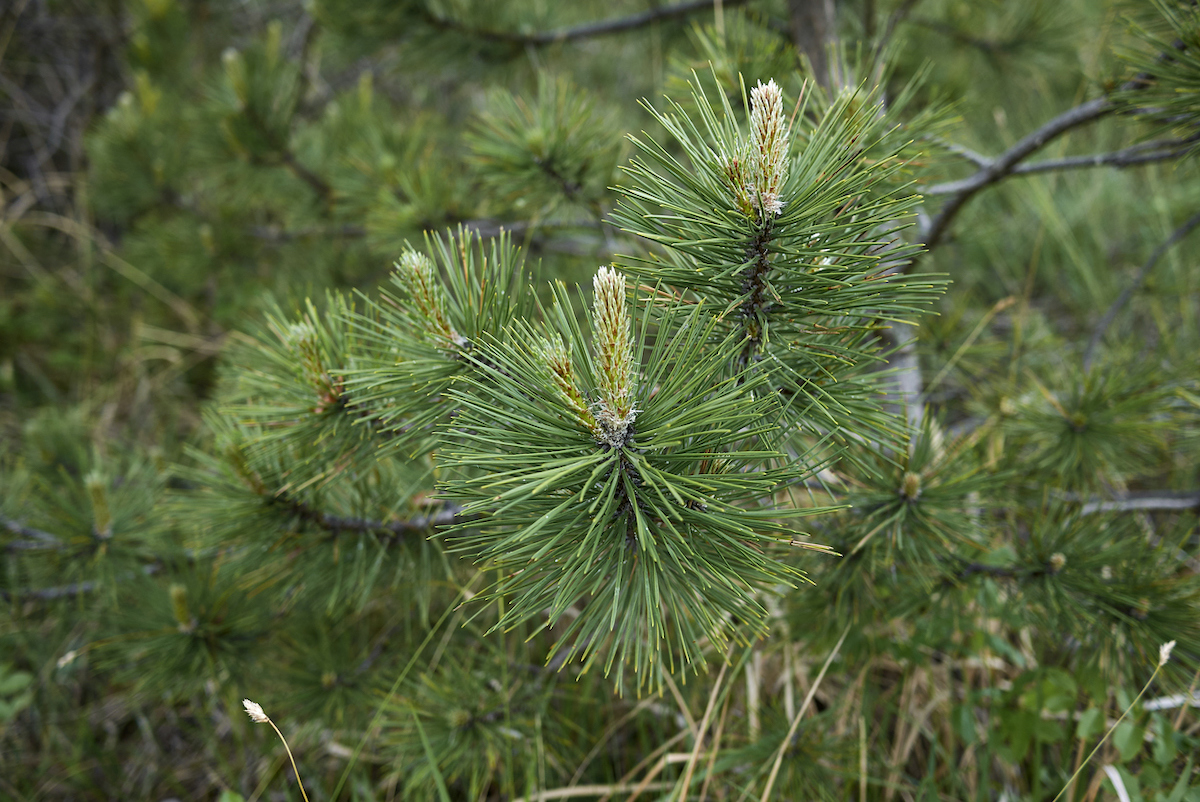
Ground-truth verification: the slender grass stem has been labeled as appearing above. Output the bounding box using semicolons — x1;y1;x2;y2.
242;700;311;802
1050;641;1176;802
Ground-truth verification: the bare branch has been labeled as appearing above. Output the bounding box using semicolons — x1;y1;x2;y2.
916;34;1194;260
268;493;469;542
1010;144;1193;176
0;564;160;602
2;578;102;601
1084;210;1200;371
2;514;63;550
538;0;746;43
432;0;749;47
278;148;334;203
930;138;990;168
919;97;1113;254
924;138;1196;195
248;224;366;242
1078;490;1200;515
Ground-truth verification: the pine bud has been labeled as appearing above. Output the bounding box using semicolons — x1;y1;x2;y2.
748;80;788;218
283;321;341;413
592;266;636;447
395;251;467;349
1048;552;1066;573
1134;597;1151;620
900;471;922;501
540;334;600;436
86;471;113;540
169;584;195;634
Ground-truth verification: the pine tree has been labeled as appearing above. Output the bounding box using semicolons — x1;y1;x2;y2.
3;1;1199;799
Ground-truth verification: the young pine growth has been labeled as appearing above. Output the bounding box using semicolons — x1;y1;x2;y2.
185;76;938;694
727;78;790;219
590;265;636;447
443;266;835;692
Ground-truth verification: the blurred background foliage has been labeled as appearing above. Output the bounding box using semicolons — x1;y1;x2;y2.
2;0;1199;800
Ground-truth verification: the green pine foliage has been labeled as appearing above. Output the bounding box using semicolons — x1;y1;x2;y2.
3;1;1200;800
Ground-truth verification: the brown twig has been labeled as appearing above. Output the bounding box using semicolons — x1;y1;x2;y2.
926;138;1196;192
1;514;62;548
1077;489;1200;515
0;564;160;602
268;493;469;542
1005;142;1194;176
919;96;1114;254
425;0;748;48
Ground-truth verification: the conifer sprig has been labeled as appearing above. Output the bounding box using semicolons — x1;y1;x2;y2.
1116;0;1200;158
219;294;385;492
443;269;834;690
343;226;535;455
612;75;943;456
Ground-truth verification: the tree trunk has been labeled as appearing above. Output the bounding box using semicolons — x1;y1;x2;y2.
787;0;839;90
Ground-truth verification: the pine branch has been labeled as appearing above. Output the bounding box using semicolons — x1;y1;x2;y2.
927;138;1196;192
919;96;1113;253
0;564;160;602
267;493;467;542
906;15;1029;56
1078;490;1200;515
425;0;749;48
241;103;333;203
1083;209;1200;371
1006;141;1195;176
2;514;63;550
738;220;776;369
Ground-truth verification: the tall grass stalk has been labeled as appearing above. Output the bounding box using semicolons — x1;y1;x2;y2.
1051;641;1176;802
241;699;311;802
